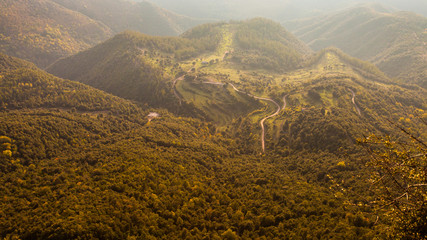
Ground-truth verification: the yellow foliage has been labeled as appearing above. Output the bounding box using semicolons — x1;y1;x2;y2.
2;150;12;157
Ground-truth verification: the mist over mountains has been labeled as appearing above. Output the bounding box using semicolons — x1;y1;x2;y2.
142;0;427;21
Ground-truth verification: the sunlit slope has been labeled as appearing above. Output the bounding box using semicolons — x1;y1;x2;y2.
0;0;113;68
285;5;427;88
191;47;425;153
258;49;426;153
47;19;426;154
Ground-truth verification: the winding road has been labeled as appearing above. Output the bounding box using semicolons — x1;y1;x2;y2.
282;95;288;111
172;69;194;106
230;83;282;152
172;75;185;106
173;51;285;152
348;88;361;116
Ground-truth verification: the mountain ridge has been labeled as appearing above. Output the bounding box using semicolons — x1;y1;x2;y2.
284;5;427;88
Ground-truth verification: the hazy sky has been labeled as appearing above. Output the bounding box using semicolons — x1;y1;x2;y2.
140;0;427;20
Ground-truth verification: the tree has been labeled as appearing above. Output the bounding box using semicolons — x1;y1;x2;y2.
0;136;14;157
221;229;238;240
359;125;426;239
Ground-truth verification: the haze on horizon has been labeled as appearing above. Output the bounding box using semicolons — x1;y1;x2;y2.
138;0;427;21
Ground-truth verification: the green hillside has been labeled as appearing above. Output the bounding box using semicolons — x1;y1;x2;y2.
284;4;427;88
232;18;311;71
1;53;403;239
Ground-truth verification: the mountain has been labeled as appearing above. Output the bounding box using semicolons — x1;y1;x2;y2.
45;30;218;117
47;19;311;121
0;0;113;68
0;0;209;68
284;4;427;88
0;52;399;239
182;19;312;70
48;19;425;153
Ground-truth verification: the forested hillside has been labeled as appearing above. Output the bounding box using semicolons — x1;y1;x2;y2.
232;18;311;71
0;53;401;239
285;4;427;88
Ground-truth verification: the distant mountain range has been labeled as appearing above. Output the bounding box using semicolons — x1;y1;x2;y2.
285;4;427;88
143;0;427;21
0;0;209;68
